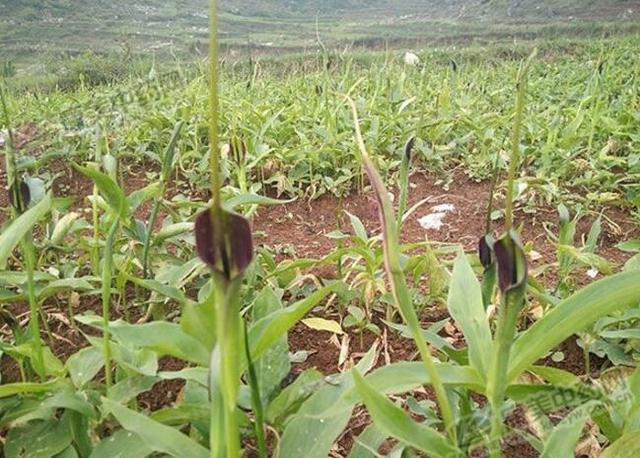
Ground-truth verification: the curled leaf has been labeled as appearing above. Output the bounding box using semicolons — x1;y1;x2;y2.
229;137;247;166
478;234;494;270
8;179;29;214
195;207;253;278
404;137;415;162
558;204;570;224
493;230;528;294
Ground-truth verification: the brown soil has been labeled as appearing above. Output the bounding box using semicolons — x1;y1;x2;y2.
539;335;607;377
137;356;187;412
255;171;638;270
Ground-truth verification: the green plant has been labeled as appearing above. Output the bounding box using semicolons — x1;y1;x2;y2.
1;82;54;380
343;305;380;341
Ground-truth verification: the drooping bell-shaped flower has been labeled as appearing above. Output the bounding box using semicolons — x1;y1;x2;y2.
195;207;253;279
478;234;494;271
493;230;528;295
8;179;30;214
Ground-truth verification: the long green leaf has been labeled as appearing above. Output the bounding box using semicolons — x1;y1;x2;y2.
278;344;378;458
37;278;95;302
65;346;104;388
352;369;463;458
348;424;387;458
322;362;482;418
150;404;209;426
266;368;325;426
90;430;153;458
75;315;209;366
224;193;295;211
126;277;190;305
0;193;52;269
73;164;128;218
101;397;209;458
509;271;640;381
602;431;640;458
0;380;61;398
447;252;492;379
345;95;455;442
249;283;340;360
161;122;184;181
540;403;595;458
5;415;72;458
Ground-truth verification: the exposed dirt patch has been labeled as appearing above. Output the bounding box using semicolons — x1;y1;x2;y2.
255;171;639;271
137;356;187;412
539;335;607;377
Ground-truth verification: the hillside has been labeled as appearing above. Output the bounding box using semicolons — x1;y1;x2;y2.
1;0;639;74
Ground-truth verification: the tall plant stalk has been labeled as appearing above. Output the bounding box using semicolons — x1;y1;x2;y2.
487;51;536;458
23;234;45;378
346;97;456;443
101;219;119;389
208;0;221;210
203;1;250;456
141;122;183;279
208;0;228;454
0;82;17;202
212;279;243;457
397;137;413;229
91;130;102;276
1;82;45;379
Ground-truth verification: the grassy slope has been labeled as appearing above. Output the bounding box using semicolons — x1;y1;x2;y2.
1;0;639;71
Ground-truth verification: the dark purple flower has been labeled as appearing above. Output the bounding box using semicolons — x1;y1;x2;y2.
404;137;416;162
493;231;528;294
8;179;30;214
195;207;253;278
478;235;493;270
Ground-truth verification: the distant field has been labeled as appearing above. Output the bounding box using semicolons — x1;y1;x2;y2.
1;0;640;80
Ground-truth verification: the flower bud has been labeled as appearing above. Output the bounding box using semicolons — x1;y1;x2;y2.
195;207;253;279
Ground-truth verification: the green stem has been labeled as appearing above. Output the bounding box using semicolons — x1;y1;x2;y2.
213;276;242;458
404;284;456;442
487;51;536;458
208;0;221;207
2;82;44;379
0;82;21;219
0;82;17;183
504;51;536;231
487;299;519;458
102;219;119;389
23;234;44;378
244;322;267;458
91;184;100;275
141;199;162;278
397;143;410;230
207;0;228;277
346;97;456;443
485;136;507;234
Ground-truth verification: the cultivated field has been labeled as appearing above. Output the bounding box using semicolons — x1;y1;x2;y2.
1;2;640;457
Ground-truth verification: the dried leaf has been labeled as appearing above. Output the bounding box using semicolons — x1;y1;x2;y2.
338;334;351;370
302;318;344;335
